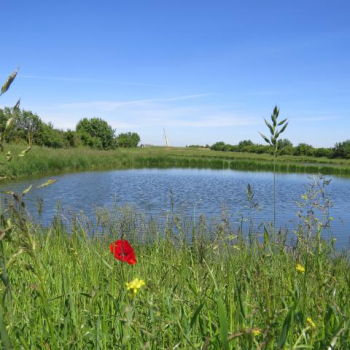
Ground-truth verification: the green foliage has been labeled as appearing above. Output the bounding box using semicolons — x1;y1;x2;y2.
237;139;254;150
0;201;349;349
2;145;350;179
210;138;347;160
0;108;14;142
331;140;350;159
76;117;116;150
13;109;42;144
0;108;76;148
314;147;332;158
116;132;141;148
294;143;315;157
211;141;227;151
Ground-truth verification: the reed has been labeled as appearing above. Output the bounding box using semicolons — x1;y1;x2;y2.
2;144;350;180
0;200;348;349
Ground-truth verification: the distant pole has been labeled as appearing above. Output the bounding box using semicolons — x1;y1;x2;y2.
163;129;169;147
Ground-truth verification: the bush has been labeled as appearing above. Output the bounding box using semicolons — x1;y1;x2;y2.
211;142;226;151
115;132;140;148
76;118;116;150
331;140;350;159
294;143;315;157
314;147;332;158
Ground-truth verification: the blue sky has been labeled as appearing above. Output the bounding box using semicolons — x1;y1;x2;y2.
1;0;349;147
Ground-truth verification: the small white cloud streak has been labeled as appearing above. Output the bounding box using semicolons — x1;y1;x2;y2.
58;94;216;110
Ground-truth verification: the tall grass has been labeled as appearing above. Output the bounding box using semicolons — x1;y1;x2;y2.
2;144;350;180
0;198;349;349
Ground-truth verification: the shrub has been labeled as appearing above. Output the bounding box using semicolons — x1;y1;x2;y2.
331;140;350;159
116;132;140;148
76;117;116;150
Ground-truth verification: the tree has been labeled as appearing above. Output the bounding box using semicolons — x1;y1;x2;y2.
332;140;350;159
14;110;42;144
211;142;226;151
76;118;115;150
294;143;314;156
116;132;140;148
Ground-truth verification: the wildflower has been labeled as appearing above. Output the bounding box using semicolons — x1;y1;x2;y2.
306;317;316;329
252;329;261;336
126;278;145;297
110;239;137;265
296;263;305;273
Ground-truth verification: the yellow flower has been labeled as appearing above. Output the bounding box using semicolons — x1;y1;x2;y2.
306;317;316;329
126;278;145;296
296;264;305;273
252;329;261;336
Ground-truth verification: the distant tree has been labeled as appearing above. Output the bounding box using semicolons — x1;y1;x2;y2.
294;143;315;156
35;122;68;148
76;118;115;150
211;141;226;151
116;132;140;148
0;107;15;142
277;138;293;149
331;140;350;159
64;129;80;148
237;140;254;149
277;139;294;155
14;110;42;144
314;147;332;158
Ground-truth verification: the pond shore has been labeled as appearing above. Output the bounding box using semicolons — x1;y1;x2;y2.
2;144;350;180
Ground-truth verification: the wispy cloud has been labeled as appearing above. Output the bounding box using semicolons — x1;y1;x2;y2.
58;93;215;110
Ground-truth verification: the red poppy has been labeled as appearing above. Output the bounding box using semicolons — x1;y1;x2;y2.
109;239;137;265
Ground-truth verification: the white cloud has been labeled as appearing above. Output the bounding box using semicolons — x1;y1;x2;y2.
58;93;215;110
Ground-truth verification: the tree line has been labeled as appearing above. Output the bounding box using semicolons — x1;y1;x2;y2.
211;139;350;159
0;107;140;149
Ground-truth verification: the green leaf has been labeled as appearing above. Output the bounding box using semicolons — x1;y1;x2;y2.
18;146;32;157
277;309;293;349
279;122;289;134
263;225;271;252
6;151;12;162
37;179;58;189
22;184;32;196
13;98;21;111
5;118;13;130
264;118;275;135
0;303;12;349
278;118;288;126
189;302;204;330
259;132;272;145
217;292;228;349
1;68;19;96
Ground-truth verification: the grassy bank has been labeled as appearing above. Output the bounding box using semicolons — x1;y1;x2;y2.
1;144;350;180
0;203;349;349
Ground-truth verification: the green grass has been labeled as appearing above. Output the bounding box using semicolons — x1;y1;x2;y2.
0;204;349;349
2;144;350;180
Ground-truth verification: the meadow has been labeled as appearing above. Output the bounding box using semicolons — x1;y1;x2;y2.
2;144;350;180
0;187;349;349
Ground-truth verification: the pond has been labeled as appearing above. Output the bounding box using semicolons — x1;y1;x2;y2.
1;168;350;248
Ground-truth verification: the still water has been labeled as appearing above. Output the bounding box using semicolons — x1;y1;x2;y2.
1;168;350;247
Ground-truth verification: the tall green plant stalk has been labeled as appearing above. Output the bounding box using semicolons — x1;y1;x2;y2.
0;67;31;350
260;106;288;233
